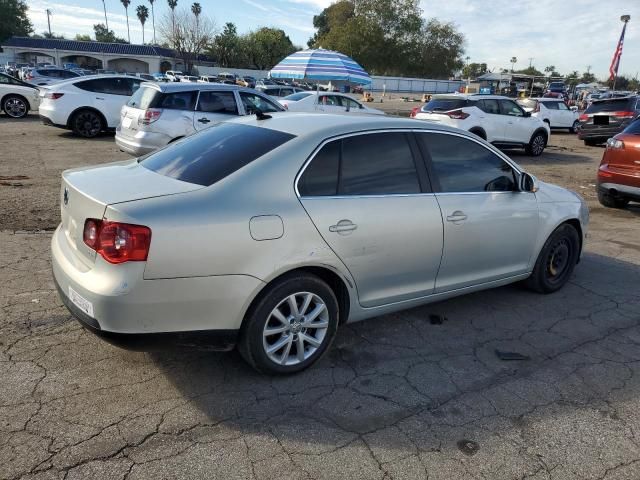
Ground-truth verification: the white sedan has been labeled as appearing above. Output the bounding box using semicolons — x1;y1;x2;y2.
278;91;384;115
0;72;41;118
517;98;580;133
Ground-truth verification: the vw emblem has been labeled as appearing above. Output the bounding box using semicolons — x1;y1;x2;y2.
63;187;69;206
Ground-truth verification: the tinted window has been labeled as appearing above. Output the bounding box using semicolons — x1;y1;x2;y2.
557;102;569;110
75;78;134;95
423;98;467;112
623;119;640;134
60;70;79;79
140;124;295;186
197;91;238;114
37;69;60;77
298;140;340;196
478;99;500;114
127;85;159;109
419;133;517;193
586;98;635;113
157;91;197;110
239;92;282;114
544;101;560;110
340;133;420;195
283;92;313;101
499;99;524;116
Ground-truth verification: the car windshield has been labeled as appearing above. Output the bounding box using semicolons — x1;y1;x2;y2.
139;123;296;186
283;92;313;101
586;98;634;114
423;98;467;112
623;119;640;135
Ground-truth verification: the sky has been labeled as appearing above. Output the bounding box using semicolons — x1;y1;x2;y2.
24;0;639;80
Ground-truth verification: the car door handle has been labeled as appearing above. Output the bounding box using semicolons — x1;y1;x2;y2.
446;211;468;223
197;117;211;123
95;97;104;100
329;220;357;234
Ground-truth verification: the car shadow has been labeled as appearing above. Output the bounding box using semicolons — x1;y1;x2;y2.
58;131;115;141
149;251;640;456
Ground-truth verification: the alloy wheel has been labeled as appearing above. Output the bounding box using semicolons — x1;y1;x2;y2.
5;98;27;118
75;112;101;137
532;134;546;155
262;292;329;366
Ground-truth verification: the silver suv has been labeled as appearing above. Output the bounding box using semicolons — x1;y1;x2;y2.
25;68;80;86
115;83;285;156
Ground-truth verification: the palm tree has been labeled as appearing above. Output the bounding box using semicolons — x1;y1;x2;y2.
168;0;178;33
136;5;149;44
120;0;131;43
191;2;201;30
101;0;109;30
148;0;156;44
510;56;517;73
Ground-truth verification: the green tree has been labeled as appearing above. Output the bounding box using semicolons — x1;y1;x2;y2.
121;0;131;43
244;27;297;70
209;22;242;67
544;65;561;77
515;66;543;76
580;71;597;83
41;31;65;39
0;0;33;43
148;0;156;43
137;5;149;43
168;0;178;32
463;62;488;78
75;34;92;41
93;23;127;43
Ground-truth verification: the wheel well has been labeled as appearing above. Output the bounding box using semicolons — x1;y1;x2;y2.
468;127;486;140
1;93;30;111
543;119;550;124
168;136;184;143
67;107;107;129
243;266;352;330
563;219;583;260
531;128;548;143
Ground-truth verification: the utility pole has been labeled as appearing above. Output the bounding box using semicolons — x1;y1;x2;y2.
46;9;52;37
528;57;534;69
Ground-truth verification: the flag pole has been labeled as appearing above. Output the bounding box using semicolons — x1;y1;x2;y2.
612;15;630;92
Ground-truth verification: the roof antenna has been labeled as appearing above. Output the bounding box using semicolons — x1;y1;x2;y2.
254;107;271;120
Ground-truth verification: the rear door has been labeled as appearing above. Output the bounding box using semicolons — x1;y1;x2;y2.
298;131;444;307
417;132;538;292
315;94;344;113
193;90;239;131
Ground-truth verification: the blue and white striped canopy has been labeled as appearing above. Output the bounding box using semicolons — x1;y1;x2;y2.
269;49;371;85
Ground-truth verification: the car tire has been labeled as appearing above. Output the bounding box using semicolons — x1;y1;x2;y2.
525;223;580;294
469;128;486;140
71;109;104;138
598;190;629;209
525;131;547;156
2;95;29;118
238;273;339;375
584;139;599;146
570;120;580;133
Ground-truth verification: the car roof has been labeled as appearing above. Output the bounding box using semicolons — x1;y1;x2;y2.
227;112;468;139
143;82;252;93
432;93;511;101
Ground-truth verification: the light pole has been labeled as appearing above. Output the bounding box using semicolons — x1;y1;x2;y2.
45;9;52;37
612;15;630;91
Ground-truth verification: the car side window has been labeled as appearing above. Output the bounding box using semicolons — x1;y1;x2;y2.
239;92;281;114
158;91;197;110
478;99;500;114
60;70;77;79
298;140;340;196
340;133;421;195
197;91;238;114
343;97;363;109
320;95;339;106
75;78;111;93
419;133;517;193
545;102;559;110
556;102;569;110
499;99;524;117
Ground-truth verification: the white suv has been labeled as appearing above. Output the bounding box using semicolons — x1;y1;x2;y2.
517;98;580;133
39;75;144;137
414;94;551;156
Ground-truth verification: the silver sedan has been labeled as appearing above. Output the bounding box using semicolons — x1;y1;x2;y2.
52;113;589;374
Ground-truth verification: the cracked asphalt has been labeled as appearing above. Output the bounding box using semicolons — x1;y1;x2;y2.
1;115;640;480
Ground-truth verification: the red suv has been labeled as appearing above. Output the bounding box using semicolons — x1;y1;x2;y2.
597;118;640;208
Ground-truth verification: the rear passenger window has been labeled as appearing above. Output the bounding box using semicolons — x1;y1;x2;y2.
340;133;420;195
478;99;500;114
158;91;197;110
298;141;340;196
419;133;517;193
197;91;238;114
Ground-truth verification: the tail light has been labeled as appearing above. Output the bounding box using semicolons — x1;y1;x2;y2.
45;92;64;100
606;138;625;149
410;106;420;118
446;109;470;120
83;219;151;264
579;113;589;121
139;109;162;125
613;111;636;119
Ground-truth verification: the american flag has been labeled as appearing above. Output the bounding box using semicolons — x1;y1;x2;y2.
609;22;628;81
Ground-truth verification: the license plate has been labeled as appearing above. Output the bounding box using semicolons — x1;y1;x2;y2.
121;117;133;128
594;115;609;125
68;286;94;318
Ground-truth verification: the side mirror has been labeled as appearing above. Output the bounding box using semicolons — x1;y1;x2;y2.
523;111;532;117
521;172;539;192
570;106;578;112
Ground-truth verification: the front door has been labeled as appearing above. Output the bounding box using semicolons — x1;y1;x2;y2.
298;131;444;307
417;132;539;292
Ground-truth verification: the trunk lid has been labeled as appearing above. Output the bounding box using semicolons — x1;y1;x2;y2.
60;160;202;266
607;133;640;174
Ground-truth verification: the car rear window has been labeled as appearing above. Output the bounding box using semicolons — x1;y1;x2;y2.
127;85;159;109
586;98;634;114
139;123;295;186
422;98;467;112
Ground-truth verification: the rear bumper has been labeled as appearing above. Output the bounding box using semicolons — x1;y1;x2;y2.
578;125;626;141
115;128;170;156
598;181;640;202
51;224;264;345
39;114;67;129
